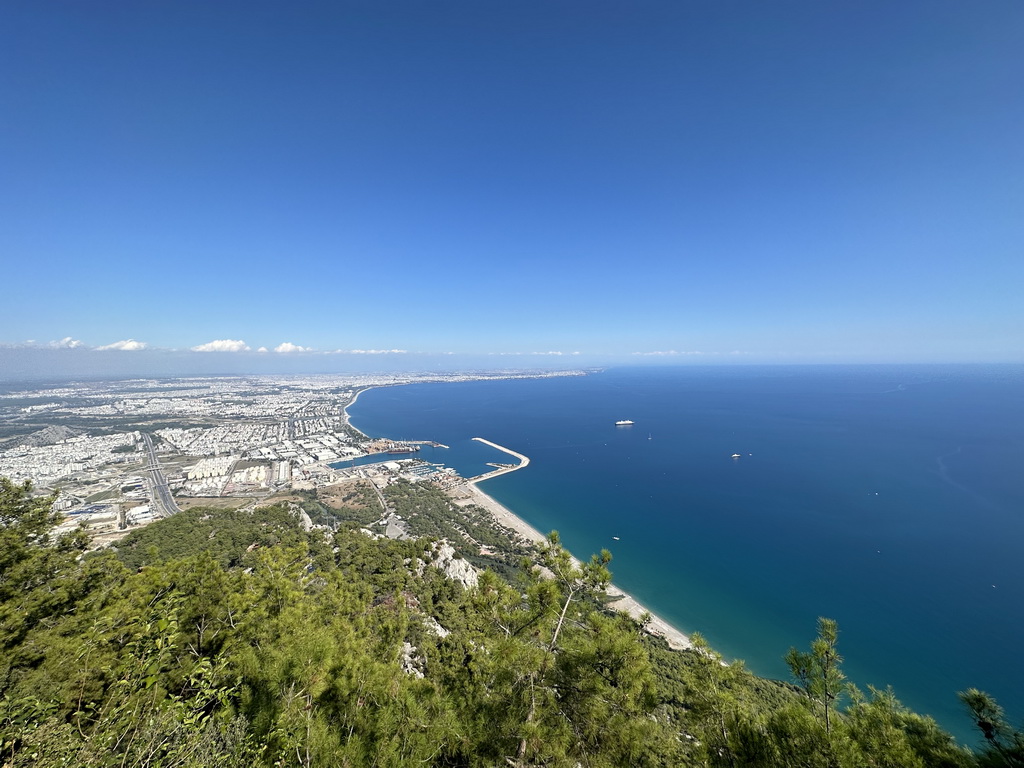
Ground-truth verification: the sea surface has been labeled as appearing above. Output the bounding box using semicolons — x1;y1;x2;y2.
348;365;1024;743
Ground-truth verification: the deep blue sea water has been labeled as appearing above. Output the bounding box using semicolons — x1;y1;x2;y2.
349;365;1024;744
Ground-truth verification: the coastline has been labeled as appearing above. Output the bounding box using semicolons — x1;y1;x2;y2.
450;443;692;652
342;370;587;442
342;387;372;439
338;368;1015;743
344;384;692;652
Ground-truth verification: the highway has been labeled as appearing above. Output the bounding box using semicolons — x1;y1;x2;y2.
142;433;181;517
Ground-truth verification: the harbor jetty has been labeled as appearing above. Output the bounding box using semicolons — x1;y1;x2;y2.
468;437;530;483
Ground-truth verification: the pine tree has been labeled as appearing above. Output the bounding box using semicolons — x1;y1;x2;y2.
786;617;847;735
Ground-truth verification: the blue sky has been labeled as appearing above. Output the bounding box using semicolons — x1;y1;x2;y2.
2;1;1022;375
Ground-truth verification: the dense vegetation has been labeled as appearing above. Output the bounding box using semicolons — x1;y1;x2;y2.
1;476;1022;766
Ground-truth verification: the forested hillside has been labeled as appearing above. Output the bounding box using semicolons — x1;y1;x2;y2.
1;477;1020;766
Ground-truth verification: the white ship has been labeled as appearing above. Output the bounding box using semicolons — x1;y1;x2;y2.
615;419;634;426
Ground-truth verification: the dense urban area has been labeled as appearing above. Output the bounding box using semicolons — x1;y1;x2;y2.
0;372;576;547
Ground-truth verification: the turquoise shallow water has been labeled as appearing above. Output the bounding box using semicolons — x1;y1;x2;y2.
349;365;1024;744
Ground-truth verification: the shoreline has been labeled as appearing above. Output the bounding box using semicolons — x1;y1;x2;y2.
342;387;372;439
341;371;587;442
449;444;692;651
342;386;693;653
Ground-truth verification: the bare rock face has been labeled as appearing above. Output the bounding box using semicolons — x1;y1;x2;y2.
286;502;314;532
404;556;427;577
400;642;424;678
429;542;479;589
423;615;450;639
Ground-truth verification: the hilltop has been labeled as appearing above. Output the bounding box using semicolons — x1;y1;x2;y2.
4;476;1019;766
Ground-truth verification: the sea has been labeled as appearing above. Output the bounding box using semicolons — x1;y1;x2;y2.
347;365;1024;744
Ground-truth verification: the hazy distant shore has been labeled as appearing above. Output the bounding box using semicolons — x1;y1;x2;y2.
342;369;589;441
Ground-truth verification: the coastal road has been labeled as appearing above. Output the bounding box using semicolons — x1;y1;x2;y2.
142;433;181;518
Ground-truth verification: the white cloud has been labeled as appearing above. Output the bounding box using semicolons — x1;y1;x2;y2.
274;342;314;354
49;336;84;349
191;339;250;352
257;346;268;353
96;339;148;351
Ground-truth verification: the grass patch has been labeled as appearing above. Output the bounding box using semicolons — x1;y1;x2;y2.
175;496;250;511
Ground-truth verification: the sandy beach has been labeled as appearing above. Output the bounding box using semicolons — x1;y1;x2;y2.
342;387;371;438
450;451;692;651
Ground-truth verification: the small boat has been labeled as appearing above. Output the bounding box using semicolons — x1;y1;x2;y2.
615;420;634;426
613;536;620;541
731;453;742;458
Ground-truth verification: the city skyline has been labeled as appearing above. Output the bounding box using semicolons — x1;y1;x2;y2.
3;1;1022;375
